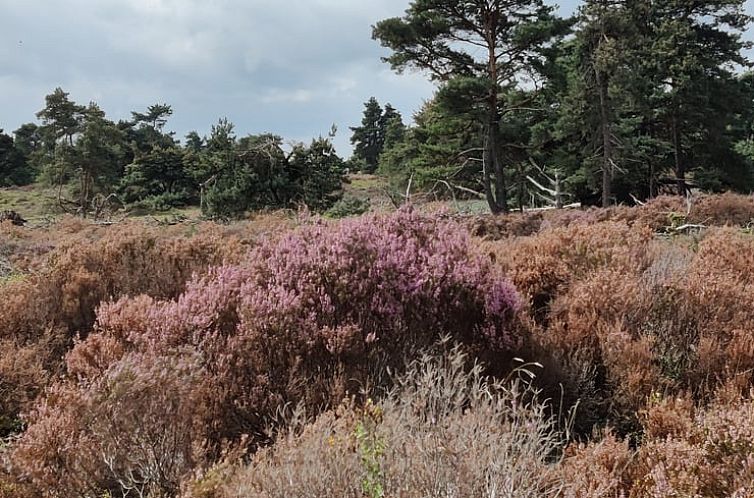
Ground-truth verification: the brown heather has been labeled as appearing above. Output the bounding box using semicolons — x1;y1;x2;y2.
1;196;754;496
471;192;754;240
0;215;291;434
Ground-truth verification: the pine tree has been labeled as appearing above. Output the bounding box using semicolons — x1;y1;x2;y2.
646;0;752;194
350;97;384;173
374;0;568;213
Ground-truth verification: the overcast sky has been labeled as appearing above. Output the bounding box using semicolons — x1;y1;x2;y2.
1;0;752;155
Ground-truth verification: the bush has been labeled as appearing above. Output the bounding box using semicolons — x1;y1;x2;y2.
0;220;253;434
12;209;522;495
202;136;345;218
13;353;207;497
209;344;561;498
324;196;371;218
5;195;754;496
487;220;754;438
557;393;754;497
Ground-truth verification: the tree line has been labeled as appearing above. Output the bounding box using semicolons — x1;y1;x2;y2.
348;0;754;211
3;0;754;216
0;89;345;217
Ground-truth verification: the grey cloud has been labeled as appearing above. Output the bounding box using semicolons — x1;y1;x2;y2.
0;0;750;154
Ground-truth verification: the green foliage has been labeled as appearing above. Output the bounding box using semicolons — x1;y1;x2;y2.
10;91;348;217
123;103;177;155
354;402;386;498
131;103;173;131
120;147;195;210
325;196;371;218
35;87;85;147
0;130;32;187
374;0;753;209
350;98;405;173
201;123;345;218
68;103;128;211
374;0;569;212
379;99;483;199
290;136;346;212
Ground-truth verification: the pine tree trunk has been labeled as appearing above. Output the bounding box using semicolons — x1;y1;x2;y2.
672;113;685;196
491;111;507;213
518;162;526;213
483;119;502;214
484;20;507;215
597;70;613;208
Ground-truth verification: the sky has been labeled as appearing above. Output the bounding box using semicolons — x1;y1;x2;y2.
0;0;752;156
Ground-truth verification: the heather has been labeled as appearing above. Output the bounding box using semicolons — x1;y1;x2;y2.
2;197;754;496
0;214;287;436
5;208;521;497
212;345;563;498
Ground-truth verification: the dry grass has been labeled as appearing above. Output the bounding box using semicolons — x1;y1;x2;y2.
203;343;563;498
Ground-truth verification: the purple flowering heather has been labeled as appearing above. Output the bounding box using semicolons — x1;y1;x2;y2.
60;208;522;451
93;208;521;361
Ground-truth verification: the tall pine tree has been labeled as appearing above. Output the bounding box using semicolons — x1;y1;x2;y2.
374;0;568;213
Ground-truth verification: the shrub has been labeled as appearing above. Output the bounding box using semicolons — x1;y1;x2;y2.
631;394;754;497
0;220;254;434
556;393;754;497
14;209;522;493
488;221;754;436
470;193;754;239
210;344;561;498
553;432;635;498
324;196;371;218
6;195;754;496
487;221;652;321
13;352;207;497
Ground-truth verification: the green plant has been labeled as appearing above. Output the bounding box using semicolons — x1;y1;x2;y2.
353;400;385;498
666;211;688;232
325;196;370;218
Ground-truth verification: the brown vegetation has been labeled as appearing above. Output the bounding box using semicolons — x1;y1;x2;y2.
2;194;754;496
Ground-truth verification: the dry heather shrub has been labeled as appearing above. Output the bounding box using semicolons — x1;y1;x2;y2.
620;193;754;229
0;464;36;498
631;394;754;497
556;394;754;497
488;221;652;320
470;212;545;239
508;234;713;433
0;221;255;431
691;192;754;227
12;352;207;498
473;192;754;237
690;227;754;284
469;192;754;241
214;345;562;498
673;229;754;388
0;339;54;436
520;224;754;434
554;432;635;498
0;222;251;344
619;195;687;229
0;215;282;344
483;223;660;434
14;209;522;494
542;266;693;431
639;395;696;441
